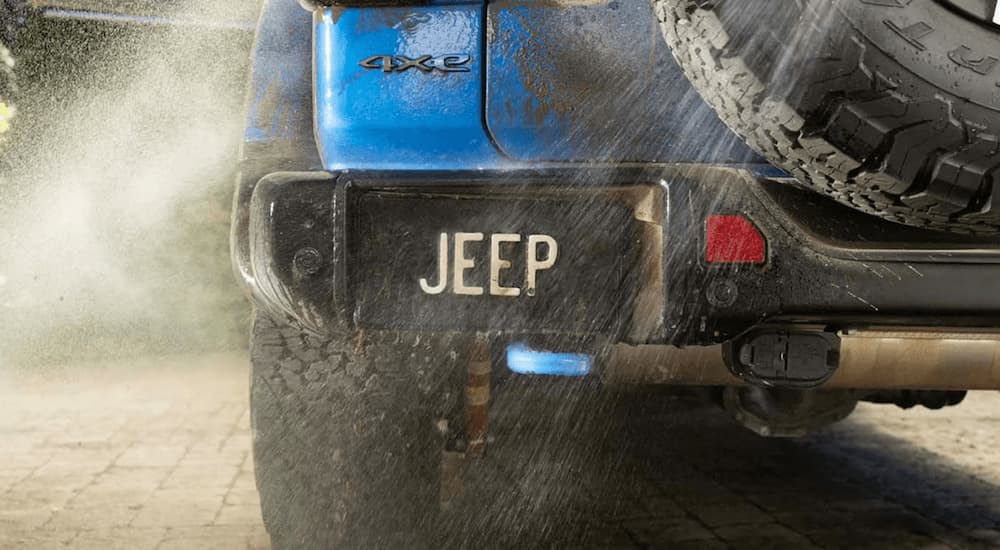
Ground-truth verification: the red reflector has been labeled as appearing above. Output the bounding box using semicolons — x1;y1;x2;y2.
706;215;766;264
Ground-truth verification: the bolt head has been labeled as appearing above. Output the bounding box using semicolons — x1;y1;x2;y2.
707;279;738;308
293;248;323;276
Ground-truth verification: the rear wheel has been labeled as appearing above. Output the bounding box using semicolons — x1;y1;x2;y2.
655;0;1000;234
250;314;465;549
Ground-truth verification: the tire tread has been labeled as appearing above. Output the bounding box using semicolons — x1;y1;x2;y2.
251;315;461;549
654;0;1000;233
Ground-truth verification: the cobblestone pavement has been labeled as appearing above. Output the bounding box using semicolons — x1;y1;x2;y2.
0;354;264;550
2;352;999;549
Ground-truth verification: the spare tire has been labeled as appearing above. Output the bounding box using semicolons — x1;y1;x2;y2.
654;0;1000;234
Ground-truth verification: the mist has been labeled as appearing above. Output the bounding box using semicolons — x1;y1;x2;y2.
0;3;260;368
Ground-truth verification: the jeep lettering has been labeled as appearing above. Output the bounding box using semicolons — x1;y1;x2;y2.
418;232;558;296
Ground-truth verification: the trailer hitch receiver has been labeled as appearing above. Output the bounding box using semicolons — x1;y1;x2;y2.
724;331;841;388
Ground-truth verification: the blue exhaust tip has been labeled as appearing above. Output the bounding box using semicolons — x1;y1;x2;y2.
506;343;593;377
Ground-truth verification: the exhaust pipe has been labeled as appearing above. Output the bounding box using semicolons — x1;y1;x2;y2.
607;330;1000;391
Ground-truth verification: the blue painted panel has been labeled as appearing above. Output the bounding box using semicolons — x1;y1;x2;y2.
244;0;314;146
313;5;506;170
485;0;761;164
250;0;771;170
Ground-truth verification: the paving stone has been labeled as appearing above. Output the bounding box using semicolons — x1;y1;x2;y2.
115;445;188;468
770;508;855;534
158;537;252;550
232;470;256;489
0;470;33;495
687;501;774;528
71;527;166;550
0;529;78;550
95;465;169;484
0;493;61;514
72;485;156;506
662;541;729;550
165;524;266;539
968;528;1000;543
13;475;90;500
223;487;261;507
623;517;718;544
808;529;943;550
714;523;818;548
639;496;687;519
3;353;1000;549
177;450;248;467
0;508;57;530
0;527;40;548
131;489;225;527
572;523;640;549
161;465;239;489
215;503;264;526
158;525;271;549
46;504;140;530
2;452;54;469
249;528;273;550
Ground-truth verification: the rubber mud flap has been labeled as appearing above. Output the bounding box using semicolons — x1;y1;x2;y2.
654;0;1000;234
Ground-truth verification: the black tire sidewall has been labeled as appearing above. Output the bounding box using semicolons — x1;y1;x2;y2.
836;0;1000;123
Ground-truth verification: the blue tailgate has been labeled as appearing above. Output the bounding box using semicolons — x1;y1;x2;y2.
484;0;756;163
247;0;763;170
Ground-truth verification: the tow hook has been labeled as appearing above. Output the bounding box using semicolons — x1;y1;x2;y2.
724;330;841;388
440;336;493;508
464;339;491;458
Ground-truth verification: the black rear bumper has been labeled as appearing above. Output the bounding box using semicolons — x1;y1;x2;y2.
232;165;1000;346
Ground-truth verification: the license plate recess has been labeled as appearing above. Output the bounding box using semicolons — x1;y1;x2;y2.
348;187;645;333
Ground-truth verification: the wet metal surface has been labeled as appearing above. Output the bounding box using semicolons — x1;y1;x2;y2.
2;354;1000;548
485;0;760;163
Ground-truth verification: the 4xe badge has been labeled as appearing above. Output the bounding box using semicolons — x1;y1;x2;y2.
360;54;472;73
